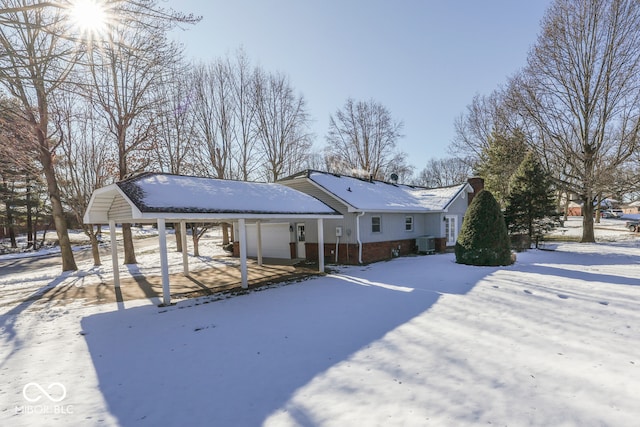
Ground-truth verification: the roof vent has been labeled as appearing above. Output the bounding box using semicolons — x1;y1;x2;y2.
390;173;398;184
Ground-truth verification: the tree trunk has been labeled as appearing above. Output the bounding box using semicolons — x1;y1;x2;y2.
222;223;229;245
192;228;200;257
89;231;101;266
5;202;17;248
581;196;596;243
175;223;183;252
32;203;41;251
26;181;33;249
122;223;137;264
9;226;17;249
39;145;77;271
40;221;50;248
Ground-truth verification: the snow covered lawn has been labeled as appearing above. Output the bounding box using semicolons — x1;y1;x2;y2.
1;237;639;426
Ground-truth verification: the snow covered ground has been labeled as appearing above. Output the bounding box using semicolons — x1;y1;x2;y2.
1;218;639;426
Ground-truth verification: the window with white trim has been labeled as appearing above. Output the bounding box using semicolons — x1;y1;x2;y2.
405;216;413;231
372;216;381;233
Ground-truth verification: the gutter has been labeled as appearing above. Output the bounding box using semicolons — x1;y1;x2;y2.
356;211;365;264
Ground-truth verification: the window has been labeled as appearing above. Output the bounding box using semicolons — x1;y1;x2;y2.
372;216;381;233
405;216;413;231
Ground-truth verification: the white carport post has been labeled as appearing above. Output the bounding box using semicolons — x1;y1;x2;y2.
256;220;263;266
317;218;325;272
180;221;189;276
157;218;171;306
109;220;120;287
238;218;248;289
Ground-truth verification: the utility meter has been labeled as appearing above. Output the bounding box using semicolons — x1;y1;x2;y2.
335;226;343;237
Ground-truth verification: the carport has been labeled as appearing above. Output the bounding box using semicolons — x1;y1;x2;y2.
83;173;342;306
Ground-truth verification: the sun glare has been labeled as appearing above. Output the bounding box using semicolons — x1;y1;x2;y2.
67;0;110;41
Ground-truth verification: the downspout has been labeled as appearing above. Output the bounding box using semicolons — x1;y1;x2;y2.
356;211;365;264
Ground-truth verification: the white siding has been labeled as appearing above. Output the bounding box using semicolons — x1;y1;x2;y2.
108;195;134;222
422;214;442;238
281;175;473;246
282;180;358;245
359;212;427;242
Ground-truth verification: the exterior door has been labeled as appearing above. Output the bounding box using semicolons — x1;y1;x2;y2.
445;215;458;246
296;223;306;258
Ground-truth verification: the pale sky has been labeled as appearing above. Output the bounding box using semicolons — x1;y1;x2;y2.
166;0;553;172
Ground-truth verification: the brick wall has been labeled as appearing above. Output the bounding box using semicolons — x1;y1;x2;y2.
434;237;447;253
304;240;415;264
305;242;360;264
467;177;485;206
305;242;318;262
290;242;296;259
361;239;416;263
234;238;442;264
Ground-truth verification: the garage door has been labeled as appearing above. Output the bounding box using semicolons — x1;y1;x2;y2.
245;223;291;259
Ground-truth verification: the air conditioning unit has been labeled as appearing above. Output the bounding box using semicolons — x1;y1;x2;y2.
416;235;435;254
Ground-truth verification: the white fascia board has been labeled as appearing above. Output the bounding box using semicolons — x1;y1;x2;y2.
363;208;443;214
84;184;143;224
137;212;343;222
442;183;473;212
83;184;117;224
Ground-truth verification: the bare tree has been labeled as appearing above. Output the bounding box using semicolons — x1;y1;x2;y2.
0;2;81;270
85;2;188;264
415;157;473;188
512;0;640;242
191;60;236;180
149;61;200;252
151;62;199;177
325;98;404;180
0;0;198;270
449;89;523;170
229;49;260;181
190;58;240;247
55;89;114;266
253;70;312;182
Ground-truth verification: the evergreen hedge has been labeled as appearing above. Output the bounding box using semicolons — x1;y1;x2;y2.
455;189;513;266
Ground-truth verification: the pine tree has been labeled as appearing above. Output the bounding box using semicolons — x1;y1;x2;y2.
477;129;527;207
504;152;559;248
455;189;513;266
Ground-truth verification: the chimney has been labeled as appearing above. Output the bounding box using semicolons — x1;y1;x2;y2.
467;177;484;206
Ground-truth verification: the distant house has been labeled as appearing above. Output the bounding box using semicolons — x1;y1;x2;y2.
276;170;483;264
565;198;622;216
623;200;640;214
567;201;583;217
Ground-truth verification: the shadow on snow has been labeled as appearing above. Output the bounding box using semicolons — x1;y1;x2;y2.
80;255;490;426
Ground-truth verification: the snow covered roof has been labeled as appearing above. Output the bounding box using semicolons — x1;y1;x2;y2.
84;173;340;223
282;170;473;213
